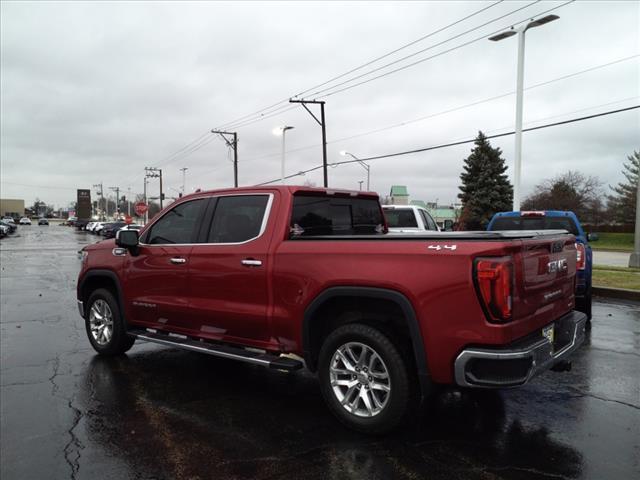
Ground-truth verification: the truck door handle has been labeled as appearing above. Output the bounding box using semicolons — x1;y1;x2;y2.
170;257;187;265
241;259;262;267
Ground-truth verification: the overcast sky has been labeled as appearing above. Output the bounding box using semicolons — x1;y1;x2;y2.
1;0;638;209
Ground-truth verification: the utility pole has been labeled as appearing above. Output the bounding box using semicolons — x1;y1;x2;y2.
211;130;238;187
109;186;120;218
179;167;188;196
289;99;328;187
145;167;163;210
127;187;131;215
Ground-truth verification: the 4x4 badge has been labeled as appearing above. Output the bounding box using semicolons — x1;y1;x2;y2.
428;245;457;251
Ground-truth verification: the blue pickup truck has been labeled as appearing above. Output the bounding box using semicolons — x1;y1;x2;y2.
487;210;596;322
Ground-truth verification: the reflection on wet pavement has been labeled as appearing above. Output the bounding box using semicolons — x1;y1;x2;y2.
1;227;639;479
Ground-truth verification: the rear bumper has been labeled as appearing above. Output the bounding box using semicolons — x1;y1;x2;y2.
454;310;587;388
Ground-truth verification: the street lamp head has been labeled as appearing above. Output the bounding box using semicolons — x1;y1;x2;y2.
273;125;295;136
527;14;559;29
339;150;349;156
488;30;517;42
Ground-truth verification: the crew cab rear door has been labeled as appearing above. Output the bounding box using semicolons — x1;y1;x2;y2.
186;193;276;349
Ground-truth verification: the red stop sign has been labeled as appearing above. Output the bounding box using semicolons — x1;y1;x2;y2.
134;202;148;216
124;215;133;224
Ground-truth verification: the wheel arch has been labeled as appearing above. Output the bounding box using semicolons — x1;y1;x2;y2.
303;286;432;397
78;270;127;324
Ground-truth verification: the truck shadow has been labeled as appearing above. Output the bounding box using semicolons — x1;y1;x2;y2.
78;349;583;480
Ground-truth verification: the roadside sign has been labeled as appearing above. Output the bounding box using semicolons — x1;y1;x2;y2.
124;215;133;224
134;202;148;216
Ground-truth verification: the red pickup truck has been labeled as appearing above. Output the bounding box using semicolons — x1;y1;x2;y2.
77;186;587;433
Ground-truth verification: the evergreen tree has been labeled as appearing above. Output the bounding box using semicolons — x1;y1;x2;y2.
607;150;639;224
458;131;513;229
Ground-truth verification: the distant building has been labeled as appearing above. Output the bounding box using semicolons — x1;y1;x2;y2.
0;198;25;219
390;185;409;205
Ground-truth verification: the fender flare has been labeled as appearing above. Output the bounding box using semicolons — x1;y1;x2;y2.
78;269;128;326
303;286;432;397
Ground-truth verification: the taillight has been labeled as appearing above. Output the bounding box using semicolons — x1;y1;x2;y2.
576;243;586;270
475;257;513;323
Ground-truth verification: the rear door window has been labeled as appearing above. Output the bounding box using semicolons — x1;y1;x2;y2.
207;195;270;243
419;210;438;231
291;195;383;236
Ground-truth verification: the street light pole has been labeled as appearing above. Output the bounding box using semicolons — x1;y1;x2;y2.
274;126;294;184
340;151;370;191
489;14;560;211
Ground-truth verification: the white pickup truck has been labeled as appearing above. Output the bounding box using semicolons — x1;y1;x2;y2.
382;205;441;233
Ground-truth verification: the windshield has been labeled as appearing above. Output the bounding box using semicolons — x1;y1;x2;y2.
489;216;579;236
384;209;418;228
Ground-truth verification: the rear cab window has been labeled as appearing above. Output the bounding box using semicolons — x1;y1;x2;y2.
489;216;579;236
290;193;384;236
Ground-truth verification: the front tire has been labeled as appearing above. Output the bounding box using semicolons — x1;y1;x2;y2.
85;288;135;355
318;323;410;434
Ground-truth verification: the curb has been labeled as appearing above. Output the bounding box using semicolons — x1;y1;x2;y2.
592;286;640;302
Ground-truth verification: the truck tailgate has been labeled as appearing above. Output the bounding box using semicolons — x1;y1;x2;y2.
513;234;577;325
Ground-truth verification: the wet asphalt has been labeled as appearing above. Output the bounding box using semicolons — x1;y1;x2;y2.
1;226;638;480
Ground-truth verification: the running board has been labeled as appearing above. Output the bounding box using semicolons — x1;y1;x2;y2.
128;328;303;371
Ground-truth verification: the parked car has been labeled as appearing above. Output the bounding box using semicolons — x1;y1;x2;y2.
382;205;439;233
19;217;32;225
101;222;126;238
0;224;8;237
77;186;586;434
67;216;78;226
487;210;596;321
38;218;49;226
93;222;107;235
0;219;17;233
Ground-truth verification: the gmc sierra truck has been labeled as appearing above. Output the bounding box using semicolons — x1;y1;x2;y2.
77;186;587;433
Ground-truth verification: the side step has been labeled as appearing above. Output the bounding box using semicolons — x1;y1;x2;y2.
128;328;303;372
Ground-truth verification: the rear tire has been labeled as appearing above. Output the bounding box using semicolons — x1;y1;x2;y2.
85;288;135;356
318;323;410;434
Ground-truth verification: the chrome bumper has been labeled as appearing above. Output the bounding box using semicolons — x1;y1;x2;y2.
77;300;84;318
454;310;587;388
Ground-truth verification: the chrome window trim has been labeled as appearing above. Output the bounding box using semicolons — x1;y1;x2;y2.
139;193;274;247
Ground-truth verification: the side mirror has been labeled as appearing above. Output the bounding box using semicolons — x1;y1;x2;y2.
587;233;599;242
116;229;139;249
443;219;454;232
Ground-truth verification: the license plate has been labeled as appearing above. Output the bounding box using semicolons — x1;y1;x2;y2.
542;324;555;344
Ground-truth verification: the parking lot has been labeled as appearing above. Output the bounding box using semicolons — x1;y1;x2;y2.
1;226;638;480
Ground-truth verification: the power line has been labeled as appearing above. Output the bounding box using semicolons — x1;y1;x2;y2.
255;105;639;185
307;0;543;99
213;1;522;131
235;55;639;164
219;0;568;131
315;0;575;100
293;1;508;100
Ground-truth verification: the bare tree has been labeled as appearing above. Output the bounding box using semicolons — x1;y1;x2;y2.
522;171;605;223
